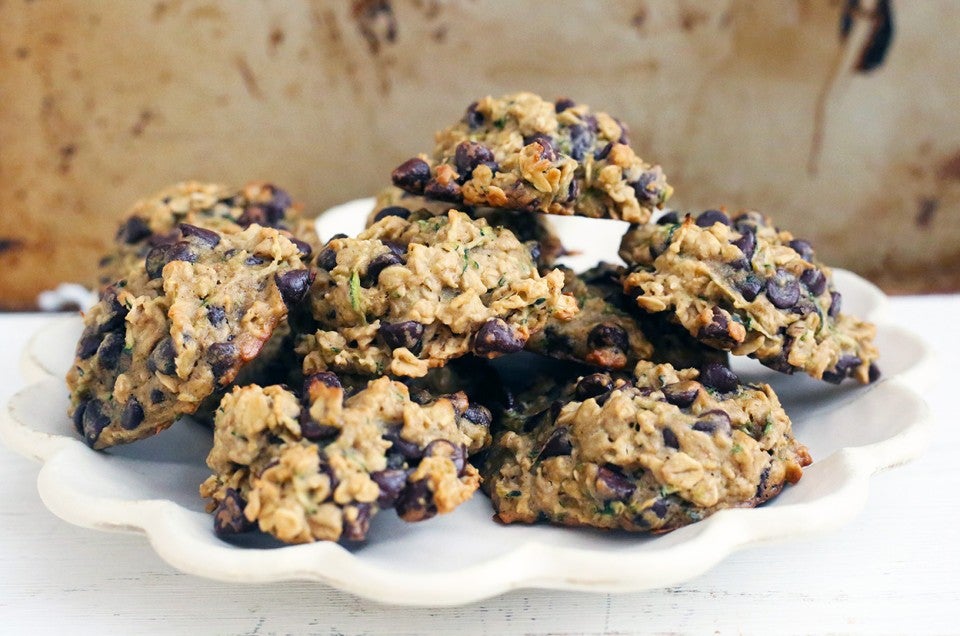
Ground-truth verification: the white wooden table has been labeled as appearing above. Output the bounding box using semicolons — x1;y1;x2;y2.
1;298;957;635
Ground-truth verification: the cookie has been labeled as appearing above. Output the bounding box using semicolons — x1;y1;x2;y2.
620;209;880;383
67;223;313;449
390;92;672;223
98;181;316;290
297;209;578;378
368;186;566;268
200;373;489;543
483;360;811;533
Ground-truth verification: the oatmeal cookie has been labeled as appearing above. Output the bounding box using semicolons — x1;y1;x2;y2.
67;223;313;449
368;186;566;268
483;360;811;533
298;209;578;378
620;210;880;383
200;373;488;543
98;181;316;290
390;92;672;223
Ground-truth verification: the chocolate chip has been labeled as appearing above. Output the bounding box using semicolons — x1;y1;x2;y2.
81;398;110;446
735;274;764;302
96;290;129;334
766;269;801;309
299;412;340;441
145;241;197;279
290;238;313;260
316;246;338;271
213;489;254;536
72;401;87;435
868;363;881;383
120;397;144;430
391;157;432;194
384;427;423;460
373;206;412;223
207;305;226;327
822;354;863;384
147;337;177;375
379;320;424;354
423;178;462;202
473;318;524;355
657;211;679;225
587;323;630;354
799;268;827;295
692;410;732;435
695;209;731;228
275;269;315;306
523;133;557;161
633;171;663;204
789;239;815;262
595;142;613;160
463;404;492;428
554;98;576;112
537;426;573;460
116;216;152;244
828;291;842;318
395;479;436;522
363;252;404;286
179;223;221;248
662;427;680;449
96;332;125;371
341;503;373;542
150;389;166;404
304;371;342;393
568;124;594;161
575;373;613;401
371;469;408;508
661;381;700;408
424;439;466;475
732;229;756;262
207;342;237;383
651;498;670;519
454;141;496;181
464;101;484;129
244;254;268;266
76;329;102;360
596;465;636;500
697;307;734;344
699;362;740;393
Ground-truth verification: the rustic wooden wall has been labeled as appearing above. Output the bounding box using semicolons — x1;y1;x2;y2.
1;0;957;308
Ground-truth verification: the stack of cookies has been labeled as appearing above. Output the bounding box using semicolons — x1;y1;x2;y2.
68;93;879;544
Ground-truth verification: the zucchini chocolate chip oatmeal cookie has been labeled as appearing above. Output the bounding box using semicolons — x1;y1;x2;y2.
483;361;811;533
297;209;578;378
368;186;566;268
98;181;316;290
620;209;880;384
67;223;313;449
200;373;489;543
390;92;672;223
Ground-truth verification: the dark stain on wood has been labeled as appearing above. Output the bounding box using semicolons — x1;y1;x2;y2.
937;151;960;181
0;238;24;254
130;109;155;137
351;0;397;55
58;143;76;174
269;27;285;52
234;55;264;100
915;197;938;229
841;0;894;73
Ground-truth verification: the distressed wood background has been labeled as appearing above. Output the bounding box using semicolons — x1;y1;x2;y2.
1;0;958;308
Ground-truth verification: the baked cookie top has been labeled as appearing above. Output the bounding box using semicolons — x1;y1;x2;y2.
483;360;811;533
369;186;566;268
621;209;880;384
390;92;672;223
200;373;488;543
298;209;578;378
68;223;312;449
98;181;315;290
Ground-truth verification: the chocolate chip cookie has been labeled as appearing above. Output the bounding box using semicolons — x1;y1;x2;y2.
391;92;672;222
67;223;313;449
368;186;566;268
483;360;811;532
98;181;316;290
298;209;578;378
621;209;880;383
200;373;489;543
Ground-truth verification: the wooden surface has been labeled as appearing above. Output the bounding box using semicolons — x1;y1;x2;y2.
1;297;958;634
3;0;960;307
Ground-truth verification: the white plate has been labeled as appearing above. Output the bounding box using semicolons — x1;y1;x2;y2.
0;199;935;606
